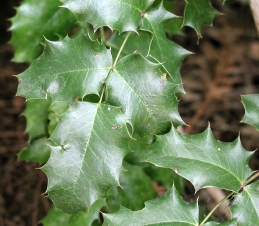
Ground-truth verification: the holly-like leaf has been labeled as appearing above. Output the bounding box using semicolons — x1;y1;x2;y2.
18;138;50;164
61;0;155;33
10;0;77;62
42;102;131;214
141;3;190;94
230;181;259;225
103;185;199;225
182;0;221;38
17;35;112;103
143;126;253;192
107;162;157;212
241;94;259;130
22;98;51;141
106;53;184;136
42;199;106;226
107;31;152;61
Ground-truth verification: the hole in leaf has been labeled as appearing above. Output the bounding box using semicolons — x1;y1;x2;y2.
83;94;100;103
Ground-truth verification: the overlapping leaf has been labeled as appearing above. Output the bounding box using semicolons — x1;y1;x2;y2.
10;0;77;62
17;35;112;103
18;138;50;165
103;186;199;225
241;94;259;130
107;162;157;212
106;53;184;136
42;199;106;226
61;0;155;32
141;3;190;94
182;0;221;38
107;31;152;60
22;98;51;141
230;181;259;225
42;102;131;213
143;126;253;192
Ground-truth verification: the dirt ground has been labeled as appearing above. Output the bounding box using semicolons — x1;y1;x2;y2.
1;0;259;225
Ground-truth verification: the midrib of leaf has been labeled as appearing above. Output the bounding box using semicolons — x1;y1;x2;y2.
115;0;142;13
113;68;157;126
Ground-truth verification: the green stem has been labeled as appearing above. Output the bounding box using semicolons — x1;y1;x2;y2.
243;171;259;187
99;31;131;103
199;191;235;226
112;31;131;67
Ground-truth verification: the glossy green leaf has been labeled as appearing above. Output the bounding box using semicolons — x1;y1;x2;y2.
141;3;190;94
230;181;259;225
104;186;199;225
107;162;157;212
10;0;77;62
18;138;50;164
61;0;155;33
241;94;259;130
107;31;152;60
42;102;131;214
182;0;220;38
17;35;112;103
42;199;106;226
22;98;51;141
106;53;184;136
143;126;253;192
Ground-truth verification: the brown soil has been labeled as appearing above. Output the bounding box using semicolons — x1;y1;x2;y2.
1;0;259;225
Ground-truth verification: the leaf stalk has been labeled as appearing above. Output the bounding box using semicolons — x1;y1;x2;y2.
199;191;235;226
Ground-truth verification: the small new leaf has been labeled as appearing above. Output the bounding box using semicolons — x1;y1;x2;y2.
42;102;131;213
143;126;253;192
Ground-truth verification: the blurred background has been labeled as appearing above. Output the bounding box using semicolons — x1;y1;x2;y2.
1;0;259;225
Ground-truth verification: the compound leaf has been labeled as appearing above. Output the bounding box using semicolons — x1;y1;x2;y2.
10;0;77;62
42;102;131;214
241;94;259;130
141;3;190;94
103;186;199;225
182;0;220;38
143;126;253;192
230;181;259;225
106;53;184;136
60;0;155;33
17;35;112;103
